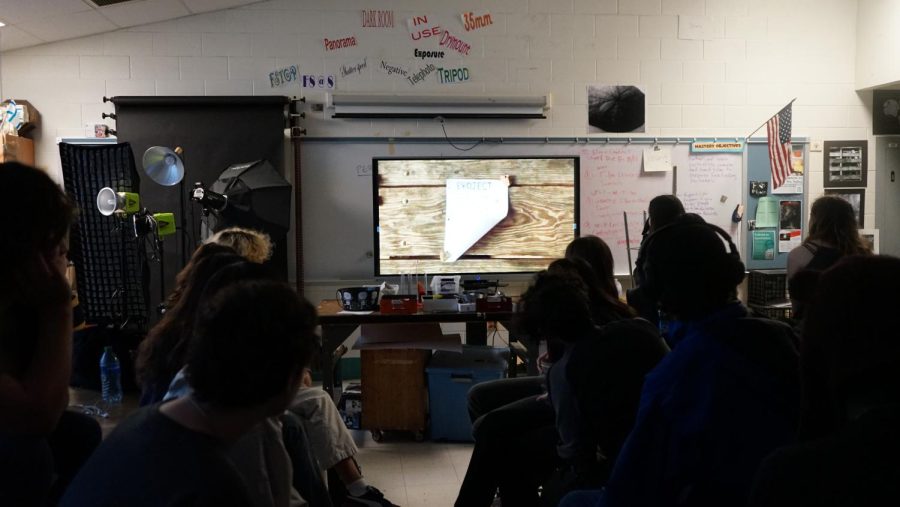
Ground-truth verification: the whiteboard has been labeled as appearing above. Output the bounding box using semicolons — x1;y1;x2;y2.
300;138;743;281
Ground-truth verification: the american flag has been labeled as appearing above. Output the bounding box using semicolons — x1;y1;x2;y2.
767;103;793;189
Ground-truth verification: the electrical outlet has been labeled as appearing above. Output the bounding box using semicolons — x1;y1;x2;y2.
810;139;823;152
356;164;372;176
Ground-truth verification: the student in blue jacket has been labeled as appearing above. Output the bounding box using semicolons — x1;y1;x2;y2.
564;214;800;507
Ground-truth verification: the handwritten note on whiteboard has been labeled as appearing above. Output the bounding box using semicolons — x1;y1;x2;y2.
674;152;742;236
643;146;673;172
579;145;674;275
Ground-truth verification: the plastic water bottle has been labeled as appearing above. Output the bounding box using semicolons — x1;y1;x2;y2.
100;346;123;405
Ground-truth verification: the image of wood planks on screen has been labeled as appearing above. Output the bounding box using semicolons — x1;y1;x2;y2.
374;157;578;276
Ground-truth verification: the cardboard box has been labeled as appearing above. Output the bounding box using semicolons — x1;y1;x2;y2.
0;134;35;166
2;100;40;138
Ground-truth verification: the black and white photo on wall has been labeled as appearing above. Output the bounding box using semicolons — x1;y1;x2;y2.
873;89;900;135
587;85;645;133
823;140;867;188
750;180;769;197
824;188;865;228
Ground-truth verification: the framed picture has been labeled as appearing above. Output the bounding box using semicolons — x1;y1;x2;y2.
824;188;865;228
859;229;880;254
874;90;900;135
823;140;867;188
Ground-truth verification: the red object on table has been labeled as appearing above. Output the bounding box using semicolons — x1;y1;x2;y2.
379;295;418;314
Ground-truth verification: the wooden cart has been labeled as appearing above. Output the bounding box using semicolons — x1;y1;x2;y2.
360;348;431;441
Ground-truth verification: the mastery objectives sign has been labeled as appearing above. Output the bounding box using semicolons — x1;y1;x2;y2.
691;141;745;153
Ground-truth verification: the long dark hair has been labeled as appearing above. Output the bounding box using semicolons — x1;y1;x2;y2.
162;243;234;309
565;235;619;300
799;255;900;440
804;196;870;256
135;247;246;397
548;258;633;325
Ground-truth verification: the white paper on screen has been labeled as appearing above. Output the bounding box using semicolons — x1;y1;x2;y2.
442;178;510;262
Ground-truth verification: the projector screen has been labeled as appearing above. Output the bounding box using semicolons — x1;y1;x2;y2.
373;157;579;276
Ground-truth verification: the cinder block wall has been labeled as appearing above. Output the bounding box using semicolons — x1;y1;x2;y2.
1;0;875;284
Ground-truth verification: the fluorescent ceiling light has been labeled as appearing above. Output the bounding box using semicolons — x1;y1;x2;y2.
327;93;549;119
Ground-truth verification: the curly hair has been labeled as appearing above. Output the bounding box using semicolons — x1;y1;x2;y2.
805;196;870;256
516;269;596;343
206;227;273;264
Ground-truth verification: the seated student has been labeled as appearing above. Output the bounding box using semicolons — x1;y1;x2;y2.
750;256;900;506
157;257;316;507
564;214;800;507
456;257;644;507
523;264;668;506
784;196;869;332
565;235;624;301
61;279;318;506
467;235;626;426
204;227;397;507
136;243;244;405
786;195;870;280
626;195;686;325
0;162;101;506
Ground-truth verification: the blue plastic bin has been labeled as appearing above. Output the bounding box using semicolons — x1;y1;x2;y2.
426;346;509;442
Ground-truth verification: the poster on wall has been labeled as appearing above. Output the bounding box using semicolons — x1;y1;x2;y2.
874;90;900;135
825;189;865;228
778;200;802;253
751;230;776;260
773;147;804;194
823;140;867;188
587;85;645;133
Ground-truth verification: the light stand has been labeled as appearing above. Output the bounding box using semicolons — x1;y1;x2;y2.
132;210;176;316
97;187;141;329
142;145;187;304
142;145;187;257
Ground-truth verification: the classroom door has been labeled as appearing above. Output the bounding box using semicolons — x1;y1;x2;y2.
877;138;900;256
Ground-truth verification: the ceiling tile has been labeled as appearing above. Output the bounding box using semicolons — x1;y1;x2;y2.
15;10;117;41
99;0;191;28
0;0;93;24
182;0;263;14
0;25;46;51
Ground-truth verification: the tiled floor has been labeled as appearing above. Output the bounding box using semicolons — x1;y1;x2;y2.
351;430;473;507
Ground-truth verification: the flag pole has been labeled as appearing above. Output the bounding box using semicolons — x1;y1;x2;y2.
744;98;797;140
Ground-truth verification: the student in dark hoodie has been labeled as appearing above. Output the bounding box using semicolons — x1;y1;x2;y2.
564;214;800;507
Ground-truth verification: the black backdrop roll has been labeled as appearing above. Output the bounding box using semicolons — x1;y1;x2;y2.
111;96;290;322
